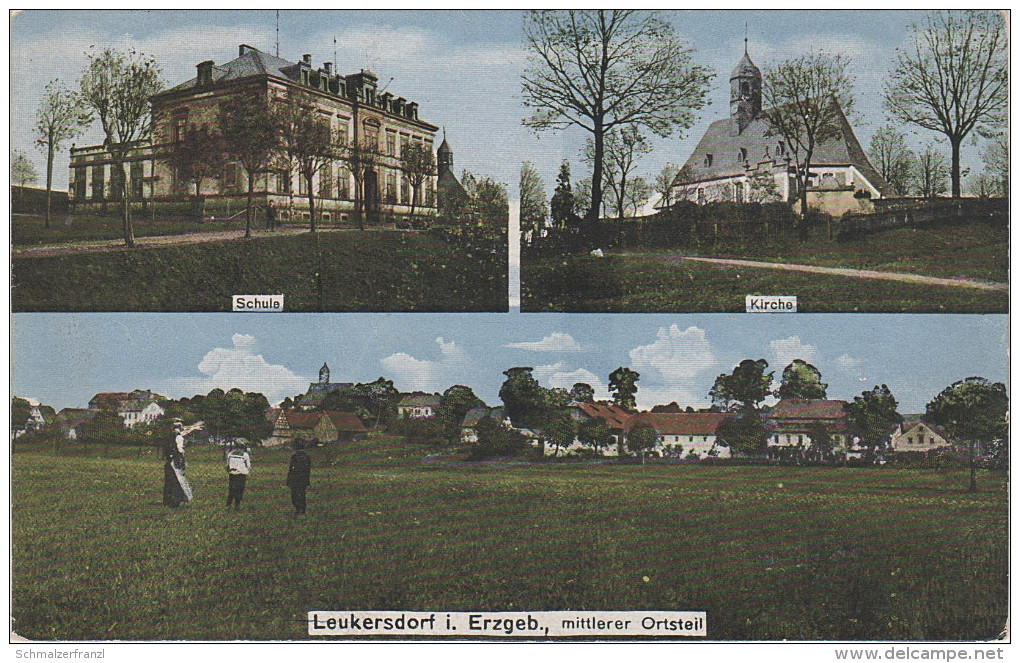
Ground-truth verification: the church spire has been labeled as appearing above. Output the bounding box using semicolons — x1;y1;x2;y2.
730;37;762;134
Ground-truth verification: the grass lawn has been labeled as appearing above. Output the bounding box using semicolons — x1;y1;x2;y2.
521;253;1008;313
12;213;252;246
686;221;1009;284
11;438;1007;641
12;230;508;312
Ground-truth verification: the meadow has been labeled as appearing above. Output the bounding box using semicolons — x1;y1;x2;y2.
11;437;1008;641
12;230;508;312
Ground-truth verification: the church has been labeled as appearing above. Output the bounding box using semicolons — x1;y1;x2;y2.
669;44;891;216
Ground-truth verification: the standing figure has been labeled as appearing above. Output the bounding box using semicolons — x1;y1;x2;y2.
266;200;277;231
286;440;311;515
163;421;193;507
226;441;251;510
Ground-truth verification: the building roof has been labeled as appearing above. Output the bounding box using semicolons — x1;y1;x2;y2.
626;412;734;436
89;392;131;409
731;51;761;79
119;400;164;413
285;411;324;431
398;394;442;408
162;46;302;95
574;402;632;430
320;412;368;433
767;399;849;422
461;406;502;429
674;105;892;196
55;408;97;429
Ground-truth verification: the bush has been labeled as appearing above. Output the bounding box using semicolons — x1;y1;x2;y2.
402;417;448;446
467;417;527;460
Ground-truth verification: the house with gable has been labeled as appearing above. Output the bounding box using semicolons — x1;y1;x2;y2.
397;393;442;419
889;418;953;453
88;389;166;428
266;409;367;446
764;399;851;457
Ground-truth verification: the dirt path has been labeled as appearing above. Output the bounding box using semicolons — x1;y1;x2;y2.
11;226;367;258
664;255;1008;292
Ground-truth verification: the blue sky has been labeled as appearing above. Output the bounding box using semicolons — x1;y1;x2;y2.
13;313;1008;415
10;9;999;199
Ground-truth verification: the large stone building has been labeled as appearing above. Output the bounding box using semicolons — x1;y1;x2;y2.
70;44;439;222
670;45;891;216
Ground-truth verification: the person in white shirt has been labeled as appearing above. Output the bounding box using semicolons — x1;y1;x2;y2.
225;441;252;511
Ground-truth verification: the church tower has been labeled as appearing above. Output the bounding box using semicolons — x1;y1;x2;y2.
437;129;454;179
730;38;762;134
319;362;330;384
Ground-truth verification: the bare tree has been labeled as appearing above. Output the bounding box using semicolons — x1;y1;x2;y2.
761;53;855;217
914;144;949;198
884;11;1007;198
346;135;382;231
398;142;436;223
220;90;280;238
980;130;1008;198
586;126;652;221
622;175;652;218
35;81;92;227
868;125;914;196
78;47;163;247
166;125;225;220
653;163;680;210
522;10;711;222
519;161;548;234
276;93;342;233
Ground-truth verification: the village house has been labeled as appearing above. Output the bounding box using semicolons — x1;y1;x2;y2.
69;44;439;222
265;409;367;446
543;401;632;457
88;389;167;428
889;418;953;453
669;45;891;216
459;405;504;444
625;412;735;459
397;394;442;419
764;399;851;456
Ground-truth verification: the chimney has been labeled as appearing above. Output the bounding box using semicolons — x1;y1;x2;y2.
323;62;333;75
239;44;255;57
302;54;312;66
196;60;214;86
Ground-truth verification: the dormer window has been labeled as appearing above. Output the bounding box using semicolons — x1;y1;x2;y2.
704;154;713;167
777;140;785;155
738;148;747;162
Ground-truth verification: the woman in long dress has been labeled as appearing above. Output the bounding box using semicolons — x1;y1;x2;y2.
163;421;193;507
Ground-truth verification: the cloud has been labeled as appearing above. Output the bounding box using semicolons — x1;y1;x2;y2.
168;333;308;404
627;325;716;410
380;336;470;392
836;353;868;382
533;362;610;400
505;332;583;352
769;335;818;370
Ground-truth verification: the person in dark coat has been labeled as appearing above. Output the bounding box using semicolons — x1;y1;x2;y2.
286;440;311;515
163;421;193;507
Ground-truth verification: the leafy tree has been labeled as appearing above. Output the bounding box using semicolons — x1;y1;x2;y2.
914;144;949;197
220;91;280;238
577;418;612;457
568;382;595;403
11;149;39;211
78;47;163;247
35;80;91;227
716;414;766;456
549;160;576;227
608;366;639;412
847;385;901;459
710;359;773;412
320;377;400;427
522;10;711;222
499;367;546;428
519;161;548;235
11;397;32;433
573;175;593;220
805;421;835;462
761;53;854;217
276;93;343;232
626;422;658;463
462;172;509;224
776;359;828;400
166;125;225;219
542;409;577;457
926;377;1008;489
747;168;780;204
884;11;1007;198
623;176;653;218
470;416;527;460
868;125;915;196
399;141;436;222
653;163;680;209
437;385;484;441
651;402;681;413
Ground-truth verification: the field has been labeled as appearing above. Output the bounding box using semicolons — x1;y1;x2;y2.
11;438;1008;641
12;213;251;247
12;230;508;312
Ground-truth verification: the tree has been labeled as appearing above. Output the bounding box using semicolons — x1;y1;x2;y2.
710;359;773;412
914;144;949;197
543;409;577;457
884;11;1007;198
747;168;780;204
926;377;1008;490
498;367;546;428
623;176;653;218
462;172;509;224
11;150;37;209
549;160;576;227
805;421;835;462
980;131;1008;198
608;367;639;412
519;161;548;235
568;382;595;403
716;414;766;456
847;384;901;459
651;402;681;413
11;397;32;433
220;91;280;238
968;173;998;199
577;418;612;457
776;359;828;400
653;163;680;209
399;142;436;222
573;175;593;220
78;47;163;247
868;125;915;196
276;93;343;233
470;416;527;460
522;10;711;222
626;422;658;463
437;385;484;441
166;125;225;219
587;126;652;220
346;132;383;230
34;81;91;227
761;53;855;217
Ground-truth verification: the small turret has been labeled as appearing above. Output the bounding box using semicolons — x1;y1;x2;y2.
319;363;330;384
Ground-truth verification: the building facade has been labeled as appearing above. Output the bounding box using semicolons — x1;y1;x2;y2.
669;46;891;216
625;412;734;459
70;44;439;222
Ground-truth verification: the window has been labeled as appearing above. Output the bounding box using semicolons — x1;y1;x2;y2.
299;175;308;196
400;134;410;155
704;154;713;167
401;176;410;203
337;167;350;200
337;120;349;145
739;148;747;162
130;161;144;199
697;188;705;204
276;170;291;194
171;115;187;143
386;131;397;156
319;165;333;199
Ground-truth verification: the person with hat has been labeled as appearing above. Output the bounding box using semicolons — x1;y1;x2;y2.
286;439;311;516
225;441;252;510
163;420;193;507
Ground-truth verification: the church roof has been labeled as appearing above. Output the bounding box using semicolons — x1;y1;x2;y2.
731;51;761;79
674;104;892;196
